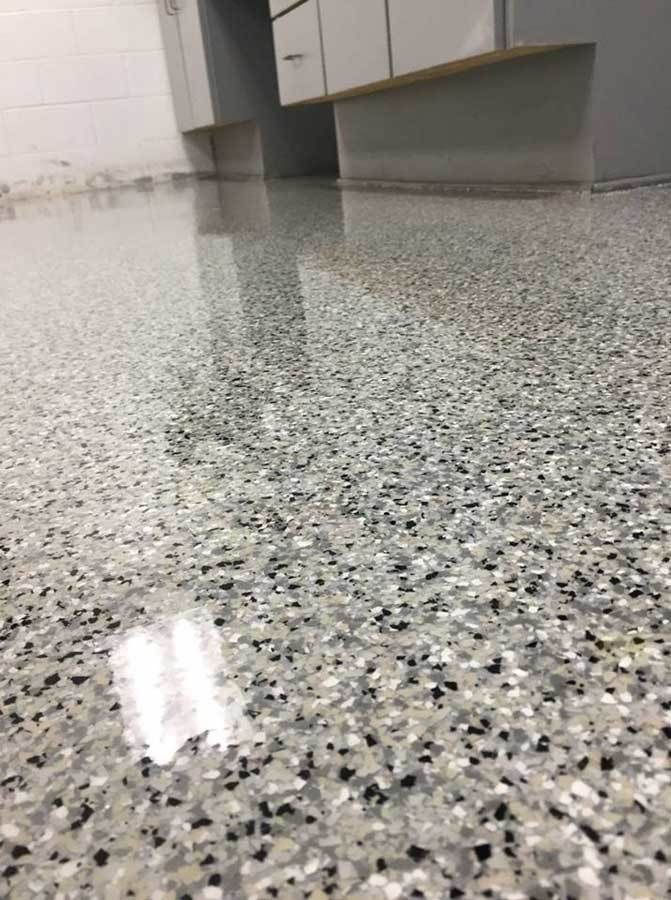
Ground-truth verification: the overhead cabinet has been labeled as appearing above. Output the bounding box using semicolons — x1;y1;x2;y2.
271;0;504;104
269;0;600;106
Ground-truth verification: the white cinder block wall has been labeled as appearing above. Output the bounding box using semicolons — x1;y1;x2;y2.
0;0;214;200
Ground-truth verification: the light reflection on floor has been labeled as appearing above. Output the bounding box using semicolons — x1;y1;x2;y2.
109;609;253;765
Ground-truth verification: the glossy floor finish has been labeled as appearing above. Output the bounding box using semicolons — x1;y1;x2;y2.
1;179;670;900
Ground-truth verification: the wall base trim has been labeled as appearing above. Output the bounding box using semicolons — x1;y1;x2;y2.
337;178;590;197
338;174;671;198
592;172;671;193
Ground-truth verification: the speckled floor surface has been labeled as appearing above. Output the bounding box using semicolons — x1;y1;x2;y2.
1;178;670;900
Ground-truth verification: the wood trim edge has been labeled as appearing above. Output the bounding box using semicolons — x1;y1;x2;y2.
271;0;309;21
287;43;577;107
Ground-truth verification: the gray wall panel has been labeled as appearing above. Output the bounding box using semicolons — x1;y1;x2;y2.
589;0;671;182
336;47;596;186
510;0;671;183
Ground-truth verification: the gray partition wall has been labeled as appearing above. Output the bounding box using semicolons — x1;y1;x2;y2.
335;45;597;187
509;0;671;187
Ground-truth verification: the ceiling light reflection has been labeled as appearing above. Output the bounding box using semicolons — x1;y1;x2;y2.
110;613;252;765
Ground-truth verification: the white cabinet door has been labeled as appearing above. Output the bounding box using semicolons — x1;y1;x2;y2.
389;0;499;77
273;0;326;104
319;0;390;95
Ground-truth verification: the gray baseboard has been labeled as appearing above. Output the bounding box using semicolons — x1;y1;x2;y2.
337;174;671;198
335;47;596;189
337;178;589;198
592;172;671;193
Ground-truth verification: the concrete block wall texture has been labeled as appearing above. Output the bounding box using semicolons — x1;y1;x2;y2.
0;0;214;200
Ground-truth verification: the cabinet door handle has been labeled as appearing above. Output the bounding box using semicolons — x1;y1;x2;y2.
282;53;304;61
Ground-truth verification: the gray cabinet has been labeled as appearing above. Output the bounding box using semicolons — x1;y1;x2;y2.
273;0;326;104
320;0;390;95
507;1;598;47
269;0;508;106
388;0;501;77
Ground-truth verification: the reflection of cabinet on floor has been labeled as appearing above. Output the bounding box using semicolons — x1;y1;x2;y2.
158;0;337;177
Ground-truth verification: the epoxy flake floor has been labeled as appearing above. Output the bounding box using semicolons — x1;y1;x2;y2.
1;179;670;900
